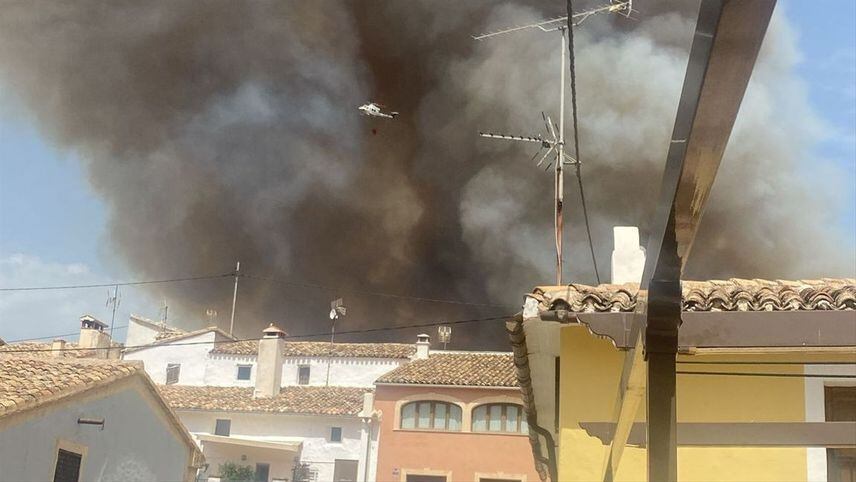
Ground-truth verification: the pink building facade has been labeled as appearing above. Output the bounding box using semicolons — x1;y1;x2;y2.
373;351;540;482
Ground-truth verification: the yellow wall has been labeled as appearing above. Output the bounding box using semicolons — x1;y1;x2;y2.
557;325;816;482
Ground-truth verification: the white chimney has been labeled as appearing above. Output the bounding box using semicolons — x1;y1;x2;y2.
359;392;375;418
254;323;286;399
51;339;66;358
414;334;430;360
79;315;111;358
611;226;646;284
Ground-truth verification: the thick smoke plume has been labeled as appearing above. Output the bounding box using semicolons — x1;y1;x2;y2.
0;1;852;348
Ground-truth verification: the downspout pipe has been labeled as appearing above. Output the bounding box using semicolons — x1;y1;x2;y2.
507;313;559;482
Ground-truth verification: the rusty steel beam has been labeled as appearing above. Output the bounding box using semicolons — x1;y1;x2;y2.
643;1;777;481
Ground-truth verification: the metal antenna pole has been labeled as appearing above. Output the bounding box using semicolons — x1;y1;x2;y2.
474;2;630;285
109;284;119;339
229;261;240;336
555;28;567;285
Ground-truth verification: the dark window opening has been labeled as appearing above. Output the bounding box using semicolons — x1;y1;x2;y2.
333;459;358;482
214;418;231;436
237;364;252;381
165;363;180;385
53;449;82;482
298;365;311;385
826;386;856;482
255;463;270;482
330;426;342;442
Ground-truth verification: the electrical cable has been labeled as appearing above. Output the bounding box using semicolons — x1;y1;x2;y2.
3;325;128;344
0;273;234;292
567;0;602;285
0;313;516;354
0;271;514;309
240;274;517;309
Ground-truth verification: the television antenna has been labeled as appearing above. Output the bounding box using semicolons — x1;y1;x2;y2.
105;285;121;339
474;0;631;285
205;308;218;326
438;325;451;350
327;298;346;386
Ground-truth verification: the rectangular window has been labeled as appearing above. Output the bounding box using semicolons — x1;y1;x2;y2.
333;459;358;482
165;363;180;385
236;364;252;381
330;426;342;442
214;418;231;436
53;449;82;482
298;365;311;385
826;386;856;481
255;463;270;482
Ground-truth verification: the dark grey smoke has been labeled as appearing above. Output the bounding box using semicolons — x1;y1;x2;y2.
0;1;852;348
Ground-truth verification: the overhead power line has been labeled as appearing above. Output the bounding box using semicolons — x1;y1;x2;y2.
4;325;128;344
0;271;514;309
241;274;517;308
0;273;234;292
567;0;602;285
0;313;516;354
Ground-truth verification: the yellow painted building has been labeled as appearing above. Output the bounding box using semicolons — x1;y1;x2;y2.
507;279;856;482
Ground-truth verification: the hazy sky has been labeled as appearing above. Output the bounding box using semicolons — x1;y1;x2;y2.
0;0;853;343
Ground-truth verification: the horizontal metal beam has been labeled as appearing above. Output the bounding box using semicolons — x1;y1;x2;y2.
574;311;856;349
581;422;856;447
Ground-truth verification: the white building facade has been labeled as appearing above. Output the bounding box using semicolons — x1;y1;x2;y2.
0;356;203;482
124;322;420;482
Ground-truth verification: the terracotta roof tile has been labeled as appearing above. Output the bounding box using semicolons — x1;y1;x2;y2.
0;342;97;358
533;278;856;313
376;352;518;387
211;340;416;359
158;385;370;416
0;356;142;417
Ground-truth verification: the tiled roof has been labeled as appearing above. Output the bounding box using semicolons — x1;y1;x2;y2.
376;352;518;387
533;278;856;313
0;342;97;358
0;356;141;417
211;340;416;359
158;385;370;416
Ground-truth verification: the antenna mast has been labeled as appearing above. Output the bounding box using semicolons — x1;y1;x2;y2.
107;285;120;339
229;261;240;336
473;1;631;285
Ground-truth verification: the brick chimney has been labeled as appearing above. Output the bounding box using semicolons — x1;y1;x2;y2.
79;315;111;359
254;323;286;399
611;226;645;284
414;334;430;360
51;339;66;358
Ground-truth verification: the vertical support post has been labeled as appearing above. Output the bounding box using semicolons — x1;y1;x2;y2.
326;316;335;386
647;351;677;481
109;284;119;339
229;261;240;336
555;28;567;286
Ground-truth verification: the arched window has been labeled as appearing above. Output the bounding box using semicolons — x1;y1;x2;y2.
400;400;462;431
472;403;528;433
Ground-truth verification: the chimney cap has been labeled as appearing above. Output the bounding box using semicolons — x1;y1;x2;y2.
262;323;287;338
416;333;430;343
80;314;108;330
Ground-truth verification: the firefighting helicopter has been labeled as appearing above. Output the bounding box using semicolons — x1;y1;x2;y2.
358;102;398;119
